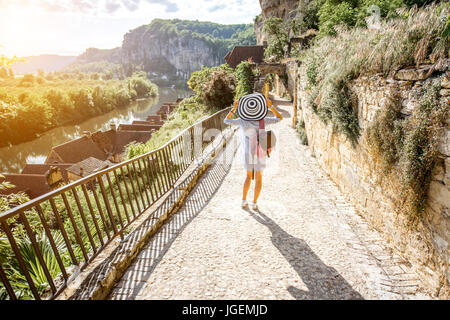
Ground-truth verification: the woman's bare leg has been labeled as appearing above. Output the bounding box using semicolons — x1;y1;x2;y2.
253;171;263;203
243;170;252;200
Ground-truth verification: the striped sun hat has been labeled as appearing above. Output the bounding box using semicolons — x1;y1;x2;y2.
237;92;268;121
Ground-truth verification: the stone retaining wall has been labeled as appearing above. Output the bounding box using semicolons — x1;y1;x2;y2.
284;61;449;298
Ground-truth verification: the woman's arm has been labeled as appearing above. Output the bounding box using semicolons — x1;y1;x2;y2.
226;100;239;119
224;100;241;125
268;100;283;121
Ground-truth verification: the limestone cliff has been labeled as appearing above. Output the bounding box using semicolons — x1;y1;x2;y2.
121;28;222;79
73;19;255;79
259;0;299;20
255;0;304;44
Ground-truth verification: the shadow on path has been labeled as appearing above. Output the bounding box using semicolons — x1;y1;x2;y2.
249;210;364;300
108;138;238;299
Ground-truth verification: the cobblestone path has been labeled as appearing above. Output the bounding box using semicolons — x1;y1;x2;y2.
108;97;433;300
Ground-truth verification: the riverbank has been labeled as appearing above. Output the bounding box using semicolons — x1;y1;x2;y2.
0;72;158;148
0;88;192;173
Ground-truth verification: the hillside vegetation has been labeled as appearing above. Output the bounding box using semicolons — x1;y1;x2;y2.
0;71;158;147
127;63;239;159
263;0;445;61
293;2;448;220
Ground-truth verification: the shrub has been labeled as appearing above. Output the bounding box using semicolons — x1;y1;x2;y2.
114;87;132;108
318;0;358;37
36;76;46;84
297;120;309;145
320;80;360;144
263;17;289;61
128;72;158;98
303;4;448;144
127;64;236;158
366;80;448;222
45;89;75;124
234;61;253;100
398;81;447;220
202;68;236;109
294;0;325;33
366;91;404;172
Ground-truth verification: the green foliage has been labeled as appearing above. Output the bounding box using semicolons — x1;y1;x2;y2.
234;61;253;100
202;68;236;110
297;120;309;145
443;15;450;38
0;73;158;147
128;64;235;158
306;58;319;88
128;72;158;98
303;4;448;144
188;64;235;105
318;0;358;36
62;61;122;78
230;27;257;47
263;17;290;61
366;80;448;222
290;0;435;39
297;0;325;33
319;80;360;144
399;81;448;220
366;93;404;172
0;175;29;213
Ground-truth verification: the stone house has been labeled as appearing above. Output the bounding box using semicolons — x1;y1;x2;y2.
45;134;109;165
66;157;114;181
146;115;165;125
0;169;64;199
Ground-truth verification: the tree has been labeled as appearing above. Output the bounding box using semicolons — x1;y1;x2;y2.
234;61;253;100
263;17;290;61
201;68;236;110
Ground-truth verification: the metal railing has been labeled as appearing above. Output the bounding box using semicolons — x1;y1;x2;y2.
0;107;230;300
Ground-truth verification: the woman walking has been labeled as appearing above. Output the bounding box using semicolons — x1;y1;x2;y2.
224;92;283;210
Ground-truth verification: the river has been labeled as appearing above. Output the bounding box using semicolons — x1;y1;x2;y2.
0;87;192;173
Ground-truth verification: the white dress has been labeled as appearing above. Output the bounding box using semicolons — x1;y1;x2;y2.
224;117;280;171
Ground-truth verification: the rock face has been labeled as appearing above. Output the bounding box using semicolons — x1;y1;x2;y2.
254;15;266;45
256;0;310;44
121;31;222;79
74;20;256;79
273;62;450;298
259;0;299;20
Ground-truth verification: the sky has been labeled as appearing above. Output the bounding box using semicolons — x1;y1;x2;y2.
0;0;261;57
